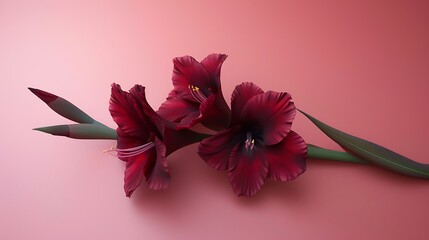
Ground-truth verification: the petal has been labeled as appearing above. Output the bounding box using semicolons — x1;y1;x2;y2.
124;147;156;197
115;128;147;162
228;143;269;197
198;126;243;170
241;91;296;146
171;55;212;101
200;54;230;129
199;93;228;130
230;82;264;125
211;91;231;129
198;94;216;128
266;131;307;181
130;85;161;121
157;97;201;129
145;138;171;190
109;83;149;140
200;53;227;90
159;89;230;131
129;84;165;136
174;111;203;130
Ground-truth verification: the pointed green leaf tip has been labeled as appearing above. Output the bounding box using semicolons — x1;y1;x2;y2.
299;109;429;179
29;87;96;124
33;124;117;139
33;125;70;136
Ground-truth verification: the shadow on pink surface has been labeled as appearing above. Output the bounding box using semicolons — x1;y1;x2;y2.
123;144;429;215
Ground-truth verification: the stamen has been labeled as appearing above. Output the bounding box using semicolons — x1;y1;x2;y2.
103;142;155;158
189;85;207;103
244;132;255;151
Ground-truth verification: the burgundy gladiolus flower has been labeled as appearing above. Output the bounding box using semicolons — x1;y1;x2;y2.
109;83;209;197
157;53;231;130
109;83;171;197
198;82;307;197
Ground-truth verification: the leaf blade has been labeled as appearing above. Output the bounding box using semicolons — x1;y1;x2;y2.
34;124;117;139
29;87;96;124
299;110;429;179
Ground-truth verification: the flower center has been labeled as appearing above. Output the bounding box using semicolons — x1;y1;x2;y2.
244;131;255;151
104;142;155;158
189;85;207;103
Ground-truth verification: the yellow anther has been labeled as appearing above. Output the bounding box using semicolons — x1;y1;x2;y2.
189;85;207;103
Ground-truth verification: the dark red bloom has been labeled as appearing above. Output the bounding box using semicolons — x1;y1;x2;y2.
157;54;231;131
198;82;307;197
109;83;207;197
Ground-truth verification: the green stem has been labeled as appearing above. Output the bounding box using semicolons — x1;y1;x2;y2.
307;144;369;164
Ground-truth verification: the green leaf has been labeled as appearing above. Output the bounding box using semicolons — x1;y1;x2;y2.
29;87;96;124
299;110;429;179
34;124;117;140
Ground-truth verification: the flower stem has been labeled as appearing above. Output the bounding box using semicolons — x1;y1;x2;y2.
307;144;369;164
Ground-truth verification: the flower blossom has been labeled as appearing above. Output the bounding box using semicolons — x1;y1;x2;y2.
157;53;231;130
198;82;307;196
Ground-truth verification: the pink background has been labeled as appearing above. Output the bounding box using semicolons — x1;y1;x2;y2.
1;0;429;239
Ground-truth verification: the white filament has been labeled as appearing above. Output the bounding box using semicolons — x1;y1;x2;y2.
104;142;155;158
